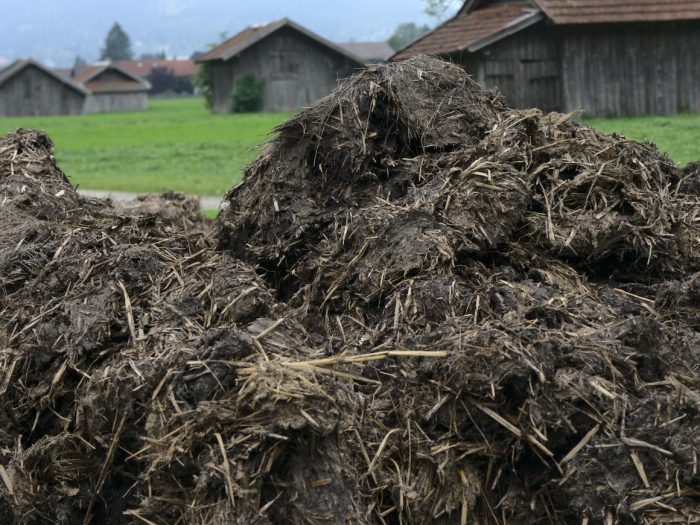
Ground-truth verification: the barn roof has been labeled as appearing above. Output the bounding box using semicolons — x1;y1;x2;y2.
115;59;198;79
392;2;542;60
339;42;396;62
395;0;700;61
73;63;151;94
0;59;90;95
532;0;700;24
196;18;366;66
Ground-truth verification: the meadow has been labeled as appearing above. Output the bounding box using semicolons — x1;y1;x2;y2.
585;113;700;166
1;98;699;199
0;97;290;196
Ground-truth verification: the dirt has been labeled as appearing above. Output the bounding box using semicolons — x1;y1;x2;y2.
1;56;700;524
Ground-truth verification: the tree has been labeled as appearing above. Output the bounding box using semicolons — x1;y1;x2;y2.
146;66;178;94
194;32;230;109
100;23;133;61
387;23;431;51
147;66;194;95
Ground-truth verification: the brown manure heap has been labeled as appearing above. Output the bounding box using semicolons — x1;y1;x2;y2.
2;56;700;524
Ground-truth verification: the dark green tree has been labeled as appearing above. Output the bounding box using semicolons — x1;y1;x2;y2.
230;75;265;113
195;31;231;110
100;23;133;61
73;55;88;68
387;23;432;51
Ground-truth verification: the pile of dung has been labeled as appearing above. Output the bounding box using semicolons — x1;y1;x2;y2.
219;56;700;523
0;55;699;525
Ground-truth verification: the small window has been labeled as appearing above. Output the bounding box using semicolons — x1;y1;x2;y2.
23;78;31;99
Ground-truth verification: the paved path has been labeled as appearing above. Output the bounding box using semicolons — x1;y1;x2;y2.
77;189;223;211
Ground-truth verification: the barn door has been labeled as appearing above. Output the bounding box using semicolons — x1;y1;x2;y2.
522;59;561;112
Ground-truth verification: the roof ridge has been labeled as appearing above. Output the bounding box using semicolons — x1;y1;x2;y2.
196;18;365;66
0;58;90;95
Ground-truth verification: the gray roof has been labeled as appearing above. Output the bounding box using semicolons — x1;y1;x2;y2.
339;42;395;62
0;59;90;95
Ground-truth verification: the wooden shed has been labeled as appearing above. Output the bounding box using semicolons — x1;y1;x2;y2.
196;18;366;113
393;0;700;117
73;64;151;114
0;59;88;117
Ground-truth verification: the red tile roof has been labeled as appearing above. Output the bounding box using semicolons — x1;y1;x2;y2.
73;64;151;93
392;2;541;60
115;59;197;78
72;66;101;84
534;0;700;24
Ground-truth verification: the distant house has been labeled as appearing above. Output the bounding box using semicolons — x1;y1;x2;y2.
196;18;366;113
115;59;197;93
0;59;89;117
339;42;395;63
73;64;151;113
392;0;700;117
116;59;197;80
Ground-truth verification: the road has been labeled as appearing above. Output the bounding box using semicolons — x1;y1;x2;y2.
77;189;223;211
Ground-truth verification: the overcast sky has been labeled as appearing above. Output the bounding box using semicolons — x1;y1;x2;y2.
0;0;458;67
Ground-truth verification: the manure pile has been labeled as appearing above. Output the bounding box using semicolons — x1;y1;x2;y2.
1;56;700;524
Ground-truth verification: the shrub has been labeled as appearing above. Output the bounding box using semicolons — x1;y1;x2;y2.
230;74;265;113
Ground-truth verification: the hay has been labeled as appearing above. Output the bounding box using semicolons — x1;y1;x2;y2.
1;56;700;524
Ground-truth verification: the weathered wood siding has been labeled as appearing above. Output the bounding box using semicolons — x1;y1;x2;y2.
209;26;362;113
84;93;148;114
449;23;561;112
444;19;700;117
0;65;85;117
449;23;561;111
560;21;700;117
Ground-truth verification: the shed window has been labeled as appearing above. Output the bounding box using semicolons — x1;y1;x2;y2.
23;78;31;99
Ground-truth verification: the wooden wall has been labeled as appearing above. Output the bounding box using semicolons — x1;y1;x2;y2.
0;65;85;117
445;19;700;117
560;21;700;117
209;26;362;113
449;23;561;112
84;93;148;114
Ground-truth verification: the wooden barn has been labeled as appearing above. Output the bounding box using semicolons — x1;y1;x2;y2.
73;64;151;113
393;0;700;117
0;59;89;117
196;18;365;113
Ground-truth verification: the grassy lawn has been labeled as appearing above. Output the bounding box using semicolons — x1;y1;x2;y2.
0;98;290;196
584;113;700;167
1;98;698;201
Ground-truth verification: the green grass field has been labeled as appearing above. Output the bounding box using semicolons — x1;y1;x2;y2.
584;113;700;166
1;98;698;199
0;98;290;196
